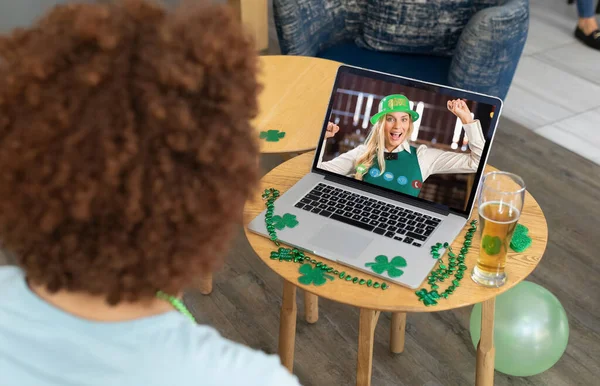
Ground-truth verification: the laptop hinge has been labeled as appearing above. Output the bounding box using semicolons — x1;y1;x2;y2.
323;174;450;217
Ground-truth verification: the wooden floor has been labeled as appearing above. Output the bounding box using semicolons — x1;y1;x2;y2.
183;118;600;386
1;118;598;385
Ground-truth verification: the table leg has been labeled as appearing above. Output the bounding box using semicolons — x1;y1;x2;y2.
193;271;213;295
279;280;297;372
356;308;380;386
390;312;406;354
476;297;496;386
304;292;319;324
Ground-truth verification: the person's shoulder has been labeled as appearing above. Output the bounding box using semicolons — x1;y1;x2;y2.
153;322;300;386
413;144;429;155
0;266;23;287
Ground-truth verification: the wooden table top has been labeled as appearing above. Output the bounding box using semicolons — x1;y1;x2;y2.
253;55;341;154
243;152;548;312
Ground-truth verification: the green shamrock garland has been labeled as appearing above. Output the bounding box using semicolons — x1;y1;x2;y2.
271;213;299;230
365;255;407;278
259;130;286;142
262;188;389;290
510;223;532;252
298;264;334;286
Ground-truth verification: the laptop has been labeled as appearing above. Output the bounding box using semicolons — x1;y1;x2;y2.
248;65;502;289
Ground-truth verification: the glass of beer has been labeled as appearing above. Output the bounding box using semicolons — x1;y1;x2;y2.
471;171;525;287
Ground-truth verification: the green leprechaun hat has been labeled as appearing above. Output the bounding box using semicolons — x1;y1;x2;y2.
369;94;419;125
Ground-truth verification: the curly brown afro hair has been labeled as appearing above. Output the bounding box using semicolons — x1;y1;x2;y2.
0;0;261;305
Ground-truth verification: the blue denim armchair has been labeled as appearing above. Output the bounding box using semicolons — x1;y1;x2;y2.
273;0;529;100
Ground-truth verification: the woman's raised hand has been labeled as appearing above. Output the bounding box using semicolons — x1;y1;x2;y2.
447;99;474;125
325;122;340;139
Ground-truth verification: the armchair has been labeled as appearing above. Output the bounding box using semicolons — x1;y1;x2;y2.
273;0;529;100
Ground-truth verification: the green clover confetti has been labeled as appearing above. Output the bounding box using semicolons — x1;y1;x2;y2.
365;255;407;278
481;235;502;255
259;130;286;142
271;213;299;230
297;263;334;286
510;224;532;252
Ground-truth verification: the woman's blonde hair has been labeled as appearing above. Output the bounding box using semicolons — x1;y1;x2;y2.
354;114;414;181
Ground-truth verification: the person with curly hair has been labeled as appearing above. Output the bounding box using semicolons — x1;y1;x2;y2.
0;1;300;385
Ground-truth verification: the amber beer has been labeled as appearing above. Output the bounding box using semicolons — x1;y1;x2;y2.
477;202;519;275
471;171;525;287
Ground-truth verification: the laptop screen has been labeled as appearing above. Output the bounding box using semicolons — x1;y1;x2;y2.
313;65;502;217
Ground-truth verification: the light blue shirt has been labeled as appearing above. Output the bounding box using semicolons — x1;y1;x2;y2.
0;267;300;386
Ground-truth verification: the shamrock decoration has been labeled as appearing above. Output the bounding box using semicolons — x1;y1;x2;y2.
259;130;286;142
365;255;407;278
416;288;441;306
356;164;367;174
510;224;532;252
297;263;334;286
270;247;293;261
271;213;299;230
481;235;502;255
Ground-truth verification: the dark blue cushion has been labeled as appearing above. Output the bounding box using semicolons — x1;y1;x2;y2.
317;42;452;86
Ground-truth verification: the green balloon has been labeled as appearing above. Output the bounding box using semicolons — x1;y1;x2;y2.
470;281;569;377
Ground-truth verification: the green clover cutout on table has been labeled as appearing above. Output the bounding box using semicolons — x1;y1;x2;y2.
297;263;334;286
365;255;407;278
510;224;532;252
482;235;502;255
271;213;299;230
259;130;286;142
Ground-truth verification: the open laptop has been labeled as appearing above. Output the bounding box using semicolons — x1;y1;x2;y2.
248;65;502;289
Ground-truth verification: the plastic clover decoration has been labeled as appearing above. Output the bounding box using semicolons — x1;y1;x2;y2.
510;224;532;252
297;263;334;286
271;213;299;230
416;288;441;306
356;164;367;174
270;247;293;262
259;130;286;142
481;235;502;255
365;255;407;278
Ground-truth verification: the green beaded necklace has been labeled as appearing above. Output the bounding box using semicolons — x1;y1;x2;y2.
415;219;478;306
263;188;390;290
156;291;196;323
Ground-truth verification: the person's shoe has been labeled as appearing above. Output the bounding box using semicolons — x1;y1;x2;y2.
574;26;600;50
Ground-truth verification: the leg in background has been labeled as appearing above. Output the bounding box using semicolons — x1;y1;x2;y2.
577;0;599;33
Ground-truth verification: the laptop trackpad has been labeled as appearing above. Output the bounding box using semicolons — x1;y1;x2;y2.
308;224;372;260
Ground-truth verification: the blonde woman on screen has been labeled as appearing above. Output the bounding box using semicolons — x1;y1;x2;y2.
318;94;486;197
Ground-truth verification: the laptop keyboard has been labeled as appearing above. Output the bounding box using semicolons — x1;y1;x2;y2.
294;183;442;247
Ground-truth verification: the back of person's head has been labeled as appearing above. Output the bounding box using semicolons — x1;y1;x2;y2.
0;0;261;305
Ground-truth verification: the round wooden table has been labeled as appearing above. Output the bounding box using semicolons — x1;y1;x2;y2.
243;152;548;386
195;55;341;295
254;55;341;154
